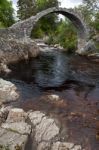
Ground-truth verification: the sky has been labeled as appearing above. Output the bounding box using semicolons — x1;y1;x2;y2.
12;0;82;12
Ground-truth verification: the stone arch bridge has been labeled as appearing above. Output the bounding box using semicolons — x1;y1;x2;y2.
1;7;91;54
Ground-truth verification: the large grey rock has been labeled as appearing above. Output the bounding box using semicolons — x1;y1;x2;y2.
0;38;40;73
28;111;59;143
6;108;27;123
78;40;96;55
0;128;28;150
1;108;31;135
0;79;19;104
1;122;31;135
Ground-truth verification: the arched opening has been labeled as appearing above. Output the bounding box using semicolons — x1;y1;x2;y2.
31;13;78;52
28;7;89;53
10;7;89;53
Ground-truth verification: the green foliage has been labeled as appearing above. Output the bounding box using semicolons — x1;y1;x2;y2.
17;0;37;20
46;19;77;50
92;12;99;32
17;0;99;52
36;0;59;12
17;0;59;42
17;0;59;20
0;0;15;27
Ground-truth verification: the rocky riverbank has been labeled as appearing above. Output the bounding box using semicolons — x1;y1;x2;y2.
0;78;83;150
0;106;83;150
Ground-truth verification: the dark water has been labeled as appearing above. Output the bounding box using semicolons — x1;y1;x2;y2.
3;50;99;150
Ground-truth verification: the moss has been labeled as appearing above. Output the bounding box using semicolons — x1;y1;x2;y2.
0;145;10;150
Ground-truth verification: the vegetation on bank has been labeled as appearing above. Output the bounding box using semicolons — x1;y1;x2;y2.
0;0;99;51
0;0;15;28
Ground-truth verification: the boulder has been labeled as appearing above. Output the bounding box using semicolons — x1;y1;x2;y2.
0;128;28;150
0;38;40;73
1;108;31;135
2;122;31;135
0;78;19;104
78;40;96;55
0;38;40;64
6;108;27;123
28;111;59;143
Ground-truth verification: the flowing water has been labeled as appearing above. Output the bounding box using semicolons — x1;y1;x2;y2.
3;49;99;149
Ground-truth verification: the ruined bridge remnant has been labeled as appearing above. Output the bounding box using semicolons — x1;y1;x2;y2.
9;7;90;54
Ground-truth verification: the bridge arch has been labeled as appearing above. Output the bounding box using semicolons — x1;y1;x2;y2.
10;7;89;53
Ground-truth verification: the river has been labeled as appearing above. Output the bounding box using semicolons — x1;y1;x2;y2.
3;48;99;150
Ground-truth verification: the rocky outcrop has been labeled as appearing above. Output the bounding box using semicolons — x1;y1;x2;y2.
0;38;39;64
77;40;96;55
0;108;83;150
0;37;40;73
0;108;30;150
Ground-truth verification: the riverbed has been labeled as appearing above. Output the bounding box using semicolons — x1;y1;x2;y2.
2;49;99;150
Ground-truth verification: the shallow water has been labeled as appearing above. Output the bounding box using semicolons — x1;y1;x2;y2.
3;50;99;150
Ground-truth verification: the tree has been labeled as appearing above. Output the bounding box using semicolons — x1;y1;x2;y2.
0;0;15;27
17;0;59;38
83;0;99;10
17;0;36;20
17;0;59;20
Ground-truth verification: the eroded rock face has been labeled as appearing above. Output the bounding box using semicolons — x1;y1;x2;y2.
0;38;39;63
0;78;19;104
0;38;40;73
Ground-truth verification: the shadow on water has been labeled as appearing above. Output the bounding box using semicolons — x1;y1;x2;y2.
1;50;99;150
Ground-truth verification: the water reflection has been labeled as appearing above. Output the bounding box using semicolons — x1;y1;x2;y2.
34;51;70;87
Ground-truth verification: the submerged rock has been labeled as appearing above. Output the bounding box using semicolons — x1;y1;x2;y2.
0;78;19;104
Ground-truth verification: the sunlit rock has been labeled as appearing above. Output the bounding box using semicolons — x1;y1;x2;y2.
0;78;19;104
6;108;27;123
28;111;59;143
48;94;60;101
2;122;31;135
